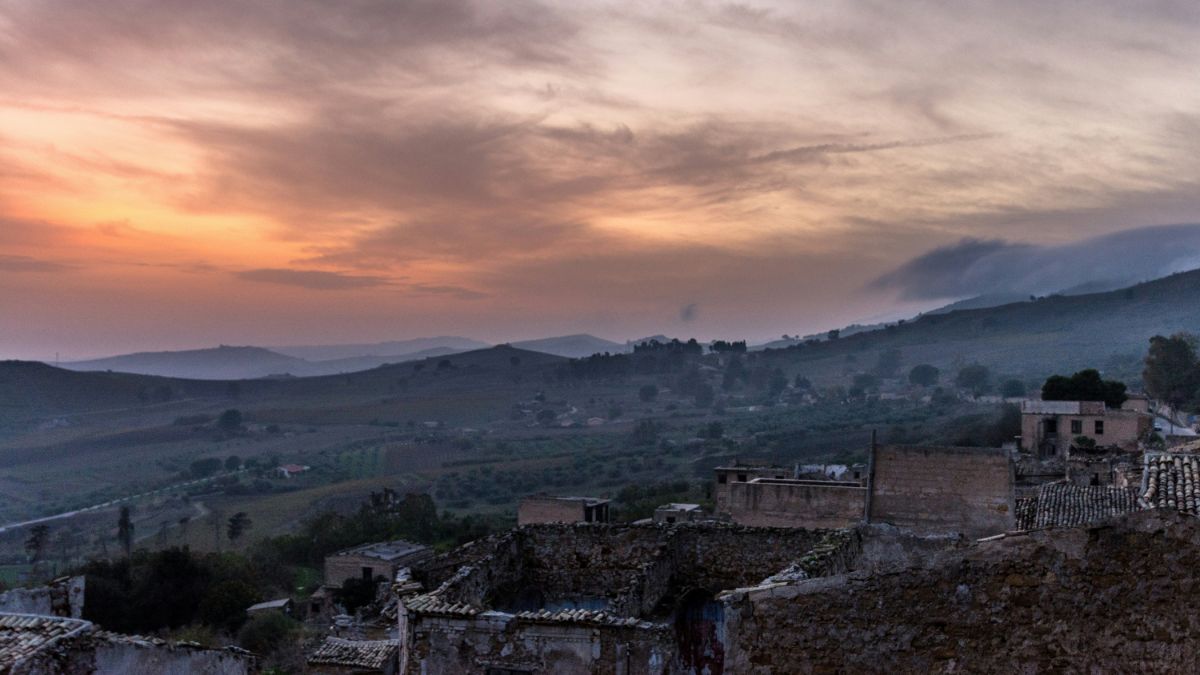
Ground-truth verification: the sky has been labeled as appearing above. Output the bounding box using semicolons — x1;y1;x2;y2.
2;0;1200;360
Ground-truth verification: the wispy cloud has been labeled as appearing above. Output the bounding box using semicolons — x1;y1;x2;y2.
235;268;393;290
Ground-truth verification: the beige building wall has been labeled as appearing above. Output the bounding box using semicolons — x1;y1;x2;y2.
868;445;1014;537
325;554;397;588
714;466;791;514
729;480;866;528
1022;410;1149;457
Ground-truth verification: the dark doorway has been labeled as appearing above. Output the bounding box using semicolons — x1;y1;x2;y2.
675;589;725;674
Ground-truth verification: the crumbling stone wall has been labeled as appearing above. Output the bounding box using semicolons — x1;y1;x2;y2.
724;510;1200;673
410;613;675;675
869;445;1014;536
0;576;84;618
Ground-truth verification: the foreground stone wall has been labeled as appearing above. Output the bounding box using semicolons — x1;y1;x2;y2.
869;445;1014;536
0;576;84;618
724;510;1200;673
728;480;866;529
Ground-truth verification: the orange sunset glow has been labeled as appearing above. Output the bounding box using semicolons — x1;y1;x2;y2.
3;0;1200;358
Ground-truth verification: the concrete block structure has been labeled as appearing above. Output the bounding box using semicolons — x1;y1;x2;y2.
728;479;866;528
325;540;433;588
652;503;703;524
867;445;1015;537
713;464;792;513
517;495;610;525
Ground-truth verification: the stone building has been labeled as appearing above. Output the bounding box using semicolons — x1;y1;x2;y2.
1020;400;1151;458
0;612;255;674
652;503;703;524
325;540;433;588
396;523;860;674
517;495;611;525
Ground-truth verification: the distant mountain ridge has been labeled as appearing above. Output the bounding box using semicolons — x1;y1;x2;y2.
271;336;488;361
510;334;626;358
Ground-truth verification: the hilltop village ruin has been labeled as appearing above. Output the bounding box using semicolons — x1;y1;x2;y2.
5;392;1200;674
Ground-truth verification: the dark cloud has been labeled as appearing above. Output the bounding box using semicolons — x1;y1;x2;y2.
0;255;77;273
680;303;698;322
408;283;488;301
235;268;393;290
868;223;1200;300
0;0;584;99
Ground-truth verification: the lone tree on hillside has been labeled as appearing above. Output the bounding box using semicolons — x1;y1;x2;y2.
909;364;940;387
955;364;992;396
874;348;903;378
25;525;49;565
227;512;252;543
1041;369;1127;408
1000;379;1027;398
117;506;134;558
1144;334;1200;412
217;409;243;433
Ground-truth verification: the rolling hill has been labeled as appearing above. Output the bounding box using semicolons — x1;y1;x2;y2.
758;268;1200;383
510;334;626;358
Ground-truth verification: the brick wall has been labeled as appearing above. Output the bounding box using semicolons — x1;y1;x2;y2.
517;497;587;525
868;445;1014;537
728;480;866;528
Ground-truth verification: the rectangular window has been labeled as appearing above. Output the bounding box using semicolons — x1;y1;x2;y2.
717;474;727;484
737;474;747;483
1070;420;1082;434
1095;420;1104;435
1045;419;1058;434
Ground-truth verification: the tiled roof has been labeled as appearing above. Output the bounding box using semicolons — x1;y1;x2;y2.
1015;497;1037;531
308;637;397;670
1028;482;1140;529
0;613;91;670
1141;453;1200;515
332;539;429;562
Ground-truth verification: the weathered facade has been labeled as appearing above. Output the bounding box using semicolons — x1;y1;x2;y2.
727;479;866;528
1021;400;1150;458
325;539;433;588
712;465;792;514
517;496;611;525
867;445;1015;536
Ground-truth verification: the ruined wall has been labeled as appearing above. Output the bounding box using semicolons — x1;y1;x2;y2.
869;445;1014;536
411;613;675;675
724;510;1200;673
728;480;865;529
0;576;84;618
88;640;255;675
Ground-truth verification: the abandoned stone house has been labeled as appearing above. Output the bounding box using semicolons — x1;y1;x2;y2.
394;523;860;675
325;539;434;588
517;495;611;525
1020;399;1151;458
719;445;1016;537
